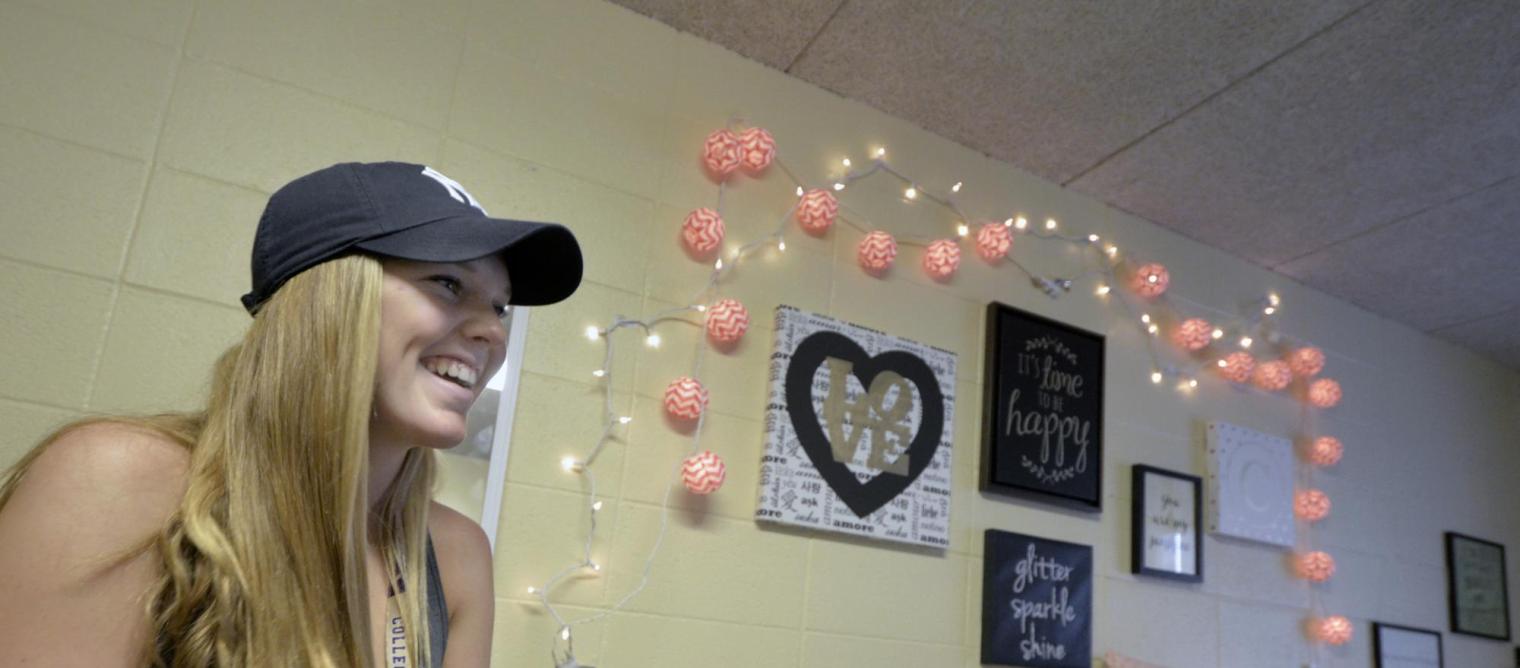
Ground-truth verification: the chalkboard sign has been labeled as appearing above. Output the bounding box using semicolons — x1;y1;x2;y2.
982;529;1092;667
981;302;1104;510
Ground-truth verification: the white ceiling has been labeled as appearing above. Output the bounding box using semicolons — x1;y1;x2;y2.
607;0;1520;368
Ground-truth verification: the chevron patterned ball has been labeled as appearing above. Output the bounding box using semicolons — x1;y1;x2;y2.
681;450;726;494
1288;346;1326;378
682;208;725;254
1218;352;1255;383
1172;318;1213;351
663;376;709;421
795;188;838;234
975;222;1012;261
1294;488;1330;522
1131;262;1170;297
922;239;960;279
1295;551;1336;583
702;128;742;178
1312;616;1353;645
1308;378;1342;408
1308;436;1343;467
738;127;775;174
1251;359;1291;391
705;298;749;343
858;230;897;271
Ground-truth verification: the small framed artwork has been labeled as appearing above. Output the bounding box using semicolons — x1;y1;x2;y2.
981;529;1092;667
981;302;1104;512
1131;465;1202;582
1373;622;1442;667
1446;532;1511;640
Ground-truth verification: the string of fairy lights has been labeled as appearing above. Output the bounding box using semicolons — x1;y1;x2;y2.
525;124;1351;666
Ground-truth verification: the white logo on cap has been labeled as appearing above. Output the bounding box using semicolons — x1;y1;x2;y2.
420;166;488;214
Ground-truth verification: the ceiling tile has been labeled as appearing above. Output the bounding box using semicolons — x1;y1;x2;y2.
606;0;847;70
1274;174;1520;331
1433;305;1520;356
1069;0;1520;266
783;0;1364;182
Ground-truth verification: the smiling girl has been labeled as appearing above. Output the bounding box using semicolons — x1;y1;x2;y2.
0;162;582;667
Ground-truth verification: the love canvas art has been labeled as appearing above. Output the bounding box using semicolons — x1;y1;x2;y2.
757;305;956;548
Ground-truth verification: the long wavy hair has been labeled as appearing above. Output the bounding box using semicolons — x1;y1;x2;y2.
0;254;437;667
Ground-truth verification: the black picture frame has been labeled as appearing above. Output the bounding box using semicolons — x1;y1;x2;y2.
981;529;1092;667
1445;532;1512;640
981;302;1105;511
1373;622;1443;667
1130;465;1202;582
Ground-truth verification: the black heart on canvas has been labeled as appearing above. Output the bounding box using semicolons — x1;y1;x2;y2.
785;330;945;518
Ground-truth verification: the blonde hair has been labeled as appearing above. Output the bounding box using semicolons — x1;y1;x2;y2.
0;254;437;667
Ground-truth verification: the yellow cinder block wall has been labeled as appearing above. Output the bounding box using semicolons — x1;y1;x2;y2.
2;0;1518;666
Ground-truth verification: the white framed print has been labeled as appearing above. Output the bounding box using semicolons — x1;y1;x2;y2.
1205;421;1295;548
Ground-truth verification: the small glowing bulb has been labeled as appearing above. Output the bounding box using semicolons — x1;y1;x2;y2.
1015;217;1028;230
1147;324;1159;335
561;628;571;641
589;562;601;572
1095;284;1111;296
777;239;786;252
841;157;852;167
1141;314;1152;324
714;258;723;270
833;182;845;191
956;223;970;237
526;586;537;595
1045;218;1057;230
618;416;632;425
795;186;804;196
1264;306;1276;315
904;186;918;199
1239;336;1253;348
1088;234;1100;243
1211;328;1224;339
592;501;603;512
584;326;600;341
695;304;707;312
1217;359;1228;368
1003;217;1014;227
1147;274;1159;284
591;369;605;378
1188;378;1199;389
875;147;886;157
1269;293;1281;306
645;333;661;348
1151;371;1164;384
952;181;963;192
560;456;579;472
1104;244;1118;257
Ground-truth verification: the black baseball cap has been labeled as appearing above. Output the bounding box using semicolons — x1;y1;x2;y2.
241;161;583;314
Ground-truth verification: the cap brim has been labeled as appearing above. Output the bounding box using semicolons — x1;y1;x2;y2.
356;215;583;306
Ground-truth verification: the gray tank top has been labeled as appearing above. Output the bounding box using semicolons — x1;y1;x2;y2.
423;533;449;664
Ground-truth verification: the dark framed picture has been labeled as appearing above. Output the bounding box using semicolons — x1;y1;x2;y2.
1445;532;1511;640
1130;465;1202;582
981;302;1104;511
1373;622;1443;667
981;529;1092;667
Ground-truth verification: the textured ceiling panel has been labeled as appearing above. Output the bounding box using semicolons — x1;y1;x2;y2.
784;0;1366;183
607;0;846;70
1068;0;1520;267
605;0;1520;368
1275;175;1520;334
1433;306;1520;359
